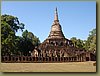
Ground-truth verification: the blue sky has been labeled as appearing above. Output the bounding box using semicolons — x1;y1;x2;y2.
1;1;96;42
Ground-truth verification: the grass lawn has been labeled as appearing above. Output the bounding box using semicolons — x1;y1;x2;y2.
0;61;96;72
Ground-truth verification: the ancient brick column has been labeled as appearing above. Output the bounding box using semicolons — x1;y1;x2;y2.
21;57;23;62
7;56;9;61
24;57;26;62
11;56;13;62
77;56;79;61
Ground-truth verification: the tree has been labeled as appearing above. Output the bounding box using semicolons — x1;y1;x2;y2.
70;37;84;49
86;28;96;51
1;14;41;56
70;37;77;47
70;28;96;52
83;40;89;50
1;21;15;56
1;14;24;32
21;30;40;56
1;14;25;56
22;30;40;46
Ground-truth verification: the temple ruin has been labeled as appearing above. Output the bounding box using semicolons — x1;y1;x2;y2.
1;8;96;63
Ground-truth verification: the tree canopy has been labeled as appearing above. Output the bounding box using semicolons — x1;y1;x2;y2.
1;14;40;56
86;28;96;51
70;28;96;51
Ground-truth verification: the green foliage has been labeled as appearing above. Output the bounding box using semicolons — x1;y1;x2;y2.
1;14;40;56
21;30;40;56
86;28;96;51
22;30;40;46
70;37;85;49
14;36;34;56
1;14;25;32
70;28;96;52
1;15;16;56
70;37;77;47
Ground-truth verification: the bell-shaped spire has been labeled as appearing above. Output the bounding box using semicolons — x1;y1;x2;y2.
54;7;59;21
48;7;65;39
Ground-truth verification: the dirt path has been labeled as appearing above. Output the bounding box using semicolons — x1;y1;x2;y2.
0;61;96;72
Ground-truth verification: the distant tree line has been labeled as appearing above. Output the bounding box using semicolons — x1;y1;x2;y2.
1;14;96;56
70;28;96;52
